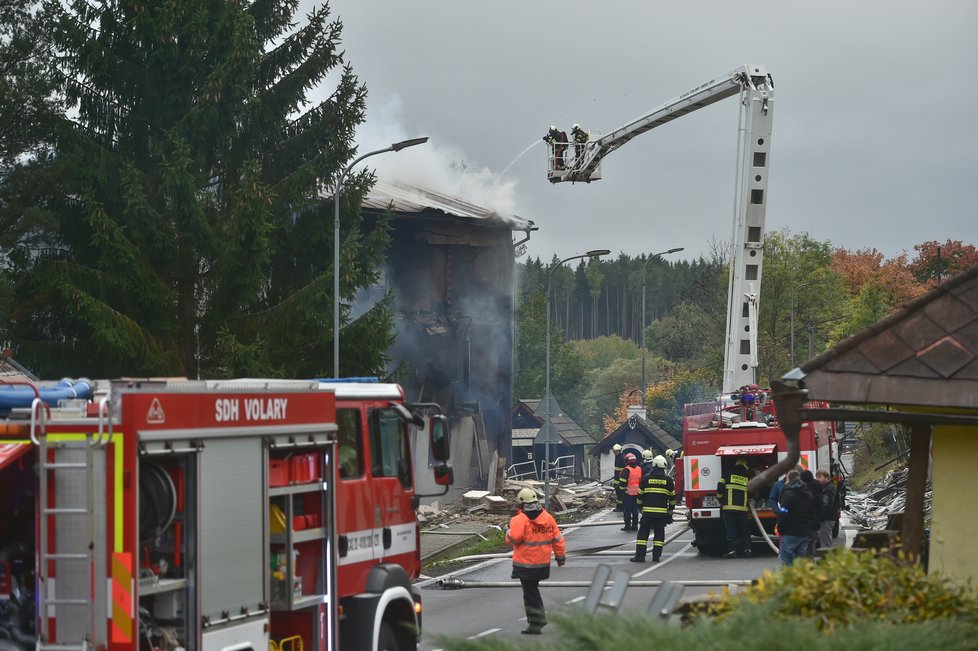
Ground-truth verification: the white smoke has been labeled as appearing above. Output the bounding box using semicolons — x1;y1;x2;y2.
356;94;518;218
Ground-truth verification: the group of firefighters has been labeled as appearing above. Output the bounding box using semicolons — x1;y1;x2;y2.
543;124;589;170
612;444;678;563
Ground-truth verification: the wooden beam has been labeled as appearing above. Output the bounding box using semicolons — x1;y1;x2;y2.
901;423;931;563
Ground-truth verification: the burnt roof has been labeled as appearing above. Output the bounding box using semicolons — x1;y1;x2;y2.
363;180;534;231
789;262;978;409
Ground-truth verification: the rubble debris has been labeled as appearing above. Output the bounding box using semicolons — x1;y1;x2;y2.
417;476;617;529
844;466;930;531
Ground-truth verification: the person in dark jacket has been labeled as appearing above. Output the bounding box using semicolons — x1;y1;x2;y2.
768;464;804;513
800;469;820;555
815;469;837;549
717;457;751;557
630;455;675;563
506;488;566;634
776;470;818;565
612;443;624;512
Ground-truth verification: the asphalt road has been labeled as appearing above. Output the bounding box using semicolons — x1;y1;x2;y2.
416;508;832;649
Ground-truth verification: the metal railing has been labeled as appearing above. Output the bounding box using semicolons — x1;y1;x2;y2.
505;460;539;482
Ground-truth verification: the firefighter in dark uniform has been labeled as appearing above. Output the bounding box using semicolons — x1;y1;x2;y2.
630;455;675;563
571;123;589;163
717;457;752;557
612;443;624;512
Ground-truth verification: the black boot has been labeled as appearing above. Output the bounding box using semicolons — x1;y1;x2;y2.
629;555;645;563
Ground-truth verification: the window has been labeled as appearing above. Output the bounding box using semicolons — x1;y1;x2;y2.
369;408;413;488
337;408;363;479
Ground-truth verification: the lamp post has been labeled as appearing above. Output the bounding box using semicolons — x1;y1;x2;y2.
332;137;428;378
789;278;818;368
544;248;610;508
640;248;683;406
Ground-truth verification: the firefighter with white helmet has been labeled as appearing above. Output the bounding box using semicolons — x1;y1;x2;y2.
507;487;566;634
630;453;676;563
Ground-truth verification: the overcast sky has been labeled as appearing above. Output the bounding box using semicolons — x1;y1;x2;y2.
311;1;977;263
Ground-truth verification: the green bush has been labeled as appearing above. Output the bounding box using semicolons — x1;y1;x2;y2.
707;548;978;630
434;549;978;650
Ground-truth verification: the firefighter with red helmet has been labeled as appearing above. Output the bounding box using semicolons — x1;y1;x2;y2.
717;457;752;557
618;452;642;531
506;488;566;635
630;455;675;563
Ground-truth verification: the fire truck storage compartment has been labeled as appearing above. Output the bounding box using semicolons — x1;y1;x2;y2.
268;446;326;611
137;452;198;651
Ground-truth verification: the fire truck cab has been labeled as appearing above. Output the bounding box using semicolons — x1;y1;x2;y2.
0;377;451;651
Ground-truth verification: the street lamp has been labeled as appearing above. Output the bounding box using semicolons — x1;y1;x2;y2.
543;248;610;508
332;137;428;378
640;247;683;406
789;278;818;368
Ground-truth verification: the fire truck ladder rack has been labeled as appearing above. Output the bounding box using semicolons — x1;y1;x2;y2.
33;397;111;651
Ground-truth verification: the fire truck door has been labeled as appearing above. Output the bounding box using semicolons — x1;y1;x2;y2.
199;438;266;626
367;407;416;565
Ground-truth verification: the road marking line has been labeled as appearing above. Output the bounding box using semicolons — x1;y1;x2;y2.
467;628;500;639
566;595;586;604
633;541;693;578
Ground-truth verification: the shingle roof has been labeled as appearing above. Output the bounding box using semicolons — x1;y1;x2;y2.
589;416;682;456
514;398;595;446
791;262;978;408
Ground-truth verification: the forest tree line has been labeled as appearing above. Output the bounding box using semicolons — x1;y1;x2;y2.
513;233;978;440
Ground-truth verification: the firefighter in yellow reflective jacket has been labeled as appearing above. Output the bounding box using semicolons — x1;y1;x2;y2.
717;457;752;557
630;455;675;563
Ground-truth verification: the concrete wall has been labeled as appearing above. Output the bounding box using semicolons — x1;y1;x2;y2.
929;424;978;583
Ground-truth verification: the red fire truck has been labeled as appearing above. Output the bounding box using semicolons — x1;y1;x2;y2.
681;387;839;554
0;377;451;651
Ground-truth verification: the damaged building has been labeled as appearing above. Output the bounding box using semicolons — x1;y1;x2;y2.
354;180;535;496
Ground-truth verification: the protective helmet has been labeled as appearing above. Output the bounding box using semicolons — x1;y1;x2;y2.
550;125;557;131
625;452;637;462
641;449;654;462
573;123;580;130
735;457;749;467
652;455;667;469
517;488;538;504
665;448;675;458
612;443;622;453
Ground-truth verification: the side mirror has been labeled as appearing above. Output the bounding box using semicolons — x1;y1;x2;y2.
429;415;450;462
389;401;425;427
433;463;453;486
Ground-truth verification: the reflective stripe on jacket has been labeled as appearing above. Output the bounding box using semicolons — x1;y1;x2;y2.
624;465;642;496
717;467;750;511
638;469;675;515
507;509;566;570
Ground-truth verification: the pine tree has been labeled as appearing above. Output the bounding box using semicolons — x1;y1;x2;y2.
6;0;391;378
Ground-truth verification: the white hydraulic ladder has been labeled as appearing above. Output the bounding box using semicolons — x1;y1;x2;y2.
32;398;110;651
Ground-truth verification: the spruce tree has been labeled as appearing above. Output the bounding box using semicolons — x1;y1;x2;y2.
6;0;392;378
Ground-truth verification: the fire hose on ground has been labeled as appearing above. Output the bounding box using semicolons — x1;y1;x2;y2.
435;521;692;568
749;502;781;555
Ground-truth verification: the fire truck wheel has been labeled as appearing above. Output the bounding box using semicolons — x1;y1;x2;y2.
377;621;398;651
